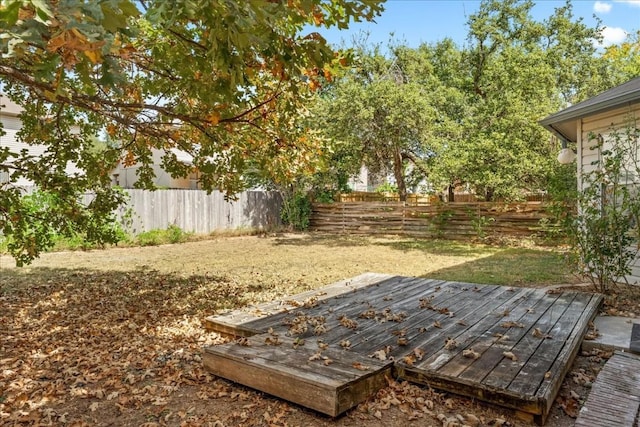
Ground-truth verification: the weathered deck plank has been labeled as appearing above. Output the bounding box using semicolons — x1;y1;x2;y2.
255;276;442;339
350;282;502;357
416;287;543;374
204;272;394;337
203;334;393;417
575;351;640;427
203;274;602;424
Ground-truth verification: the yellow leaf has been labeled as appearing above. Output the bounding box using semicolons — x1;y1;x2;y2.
206;111;221;125
84;49;101;64
43;90;57;101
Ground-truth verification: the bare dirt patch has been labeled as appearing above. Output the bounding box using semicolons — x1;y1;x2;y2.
0;235;592;426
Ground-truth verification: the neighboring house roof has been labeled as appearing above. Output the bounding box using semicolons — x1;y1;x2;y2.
540;77;640;142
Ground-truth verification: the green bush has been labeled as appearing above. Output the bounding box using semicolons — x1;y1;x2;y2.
167;224;189;243
375;182;398;193
568;128;640;293
135;225;191;246
281;191;312;231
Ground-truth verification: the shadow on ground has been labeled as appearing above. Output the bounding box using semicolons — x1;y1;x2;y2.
273;232;493;256
423;247;575;287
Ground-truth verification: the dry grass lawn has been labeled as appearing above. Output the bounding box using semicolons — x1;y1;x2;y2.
1;234;589;426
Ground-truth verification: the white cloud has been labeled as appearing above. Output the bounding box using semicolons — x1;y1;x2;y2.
595;26;629;47
594;1;613;13
614;0;640;7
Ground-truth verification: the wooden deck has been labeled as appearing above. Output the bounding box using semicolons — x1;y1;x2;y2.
204;273;602;424
575;351;640;427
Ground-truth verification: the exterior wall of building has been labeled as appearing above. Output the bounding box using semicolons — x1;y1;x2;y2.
111;149;200;190
1;96;84;187
579;103;640;284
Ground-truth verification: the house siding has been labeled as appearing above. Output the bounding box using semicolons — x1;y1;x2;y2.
111;149;200;190
580;103;640;285
1;109;84;187
1;113;49;186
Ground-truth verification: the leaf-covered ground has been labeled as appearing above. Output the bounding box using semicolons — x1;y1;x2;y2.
0;234;602;426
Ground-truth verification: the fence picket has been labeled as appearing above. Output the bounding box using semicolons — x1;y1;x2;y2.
310;201;559;239
120;189;282;235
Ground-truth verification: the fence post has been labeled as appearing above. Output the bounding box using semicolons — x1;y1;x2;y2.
402;202;406;236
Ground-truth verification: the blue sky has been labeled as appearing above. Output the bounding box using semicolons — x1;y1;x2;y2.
318;0;640;48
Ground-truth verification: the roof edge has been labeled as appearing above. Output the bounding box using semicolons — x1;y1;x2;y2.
540;89;640;127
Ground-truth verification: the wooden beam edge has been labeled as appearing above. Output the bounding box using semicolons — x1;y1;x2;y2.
536;293;604;416
395;365;544;416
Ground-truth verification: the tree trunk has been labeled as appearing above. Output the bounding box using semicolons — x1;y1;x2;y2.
448;184;455;202
485;187;495;202
393;148;407;202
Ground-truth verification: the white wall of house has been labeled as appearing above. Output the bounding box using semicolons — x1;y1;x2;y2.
579;103;640;284
1;96;32;186
347;165;369;192
1;95;83;187
111;148;200;189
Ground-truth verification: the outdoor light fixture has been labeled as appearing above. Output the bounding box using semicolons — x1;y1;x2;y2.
557;140;576;164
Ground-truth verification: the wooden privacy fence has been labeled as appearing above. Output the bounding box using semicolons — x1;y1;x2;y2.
117;189;283;235
338;192;438;204
310;202;557;239
337;192;547;204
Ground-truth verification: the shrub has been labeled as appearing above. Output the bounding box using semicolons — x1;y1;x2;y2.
568;127;640;293
281;190;312;231
135;225;192;246
136;229;165;246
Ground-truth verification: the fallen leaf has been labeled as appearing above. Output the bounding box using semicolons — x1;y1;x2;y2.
584;331;600;340
493;417;508;426
397;337;409;346
308;352;322;362
532;327;552;339
494;333;510;342
456;319;468;326
352;362;370;371
265;336;281;346
500;321;524;328
236;337;250;346
444;337;458;350
314;324;327;335
339;315;358;329
466;413;481;427
413;348;425;360
463;349;480;360
503;351;518;361
433;320;442;329
403;354;416;366
557;395;579;418
371;349;387;361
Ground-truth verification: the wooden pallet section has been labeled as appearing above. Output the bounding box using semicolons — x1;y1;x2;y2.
203;334;393;417
203;275;602;424
204;272;395;337
575;351;640;427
